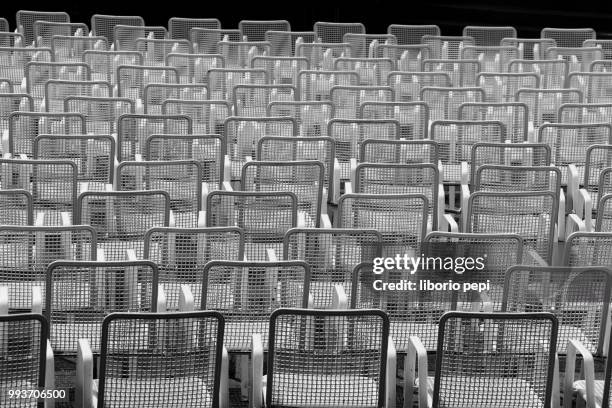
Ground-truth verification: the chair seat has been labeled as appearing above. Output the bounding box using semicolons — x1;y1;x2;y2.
573;379;605;408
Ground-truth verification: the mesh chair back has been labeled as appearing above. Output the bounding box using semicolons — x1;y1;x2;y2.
117;65;179;99
568;72;612;104
470;142;552;182
161;100;229;133
564;232;612;267
75;190;170;260
501;37;556;60
45;260;159;353
136;38;192;66
458;102;529;142
91;14;144;45
474;165;561;196
546;47;603;73
207;68;268;102
114;25;168;51
541;27;596;48
420;86;485;121
476;72;539;103
45;79;112;112
360;139;438;164
83;50;143;84
25;61;91;103
503;265;611;355
422;35;476;59
0;225;96;309
145;83;209;113
267;101;334;136
51;36;108;63
387;71;451;102
0;313;48;405
116;113;192;161
239;20;291;42
330;85;394;118
98;311;224;408
191;28;241;54
559;103;612;124
265;30;317;57
0;190;33;225
422;59;481;87
202;260;309;351
387;24;440;45
16;10;69;45
599;194;612;232
233;84;297;116
33;21;88;47
0;93;34;126
166;53;223;84
463;26;517;46
63;96;134;134
0;17;8;32
343;33;397;59
266;308;388;408
251;56;309;86
0;47;52;89
314;22;365;43
297;70;359;101
515;88;583;128
584;38;612;59
144;227;243;310
295;43;352;70
508;59;568;89
218;40;271;69
334;57;395;86
433;311;558;408
168;17;221;40
359;101;430;139
371;44;432;71
206;191;297;261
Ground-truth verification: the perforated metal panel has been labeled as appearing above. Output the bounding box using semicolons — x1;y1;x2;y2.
387;71;450;102
558;103;612;124
0;32;25;47
335;57;395;86
578;145;612;215
474;165;561;197
267;101;334;136
568;72;612;104
462;45;519;72
470;142;552;183
136;38;192;66
564;232;612;268
295;43;352;70
45;79;112;113
422;35;476;59
546;47;603;74
343;33;397;59
583;38;612;59
191;28;241;54
597;194;612;232
331;85;394;119
0;94;34;131
218;40;271;69
371;44;432;71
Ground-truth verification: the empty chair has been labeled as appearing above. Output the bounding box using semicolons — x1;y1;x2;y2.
90;14;144;45
0;190;33;225
477;72;539;104
114;24;168;51
558;102;612;124
51;35;107;64
371;43;433;71
387;71;451;102
218;40;271;69
335;57;395;86
168;17;220;40
360;139;438;164
387;24;440;45
314;21;365;43
116;65;180;100
407;311;558;408
563;231;612;267
0;93;33;136
33;21;88;48
584;38;612;59
359;101;430;139
167;53;224;83
420;86;485;121
541;27;596;48
501;37;556;60
75;190;171;260
239;20;290;42
265;30;317;57
422;58;480;87
343;33;397;59
508;59;568;89
16;10;69;45
207;67;268;102
251;55;308;86
63;96;135;134
161;99;230;133
77;311;226;408
233;84;297;116
0;31;24;48
83;49;144;84
136;38;192;66
44;79;112;113
458;102;530;142
598;194;612;232
0;47;53;90
297;69;359;101
469;142;552;182
568;72;612;104
330;85;394;118
296;42;352;70
463;25;517;46
421;35;476;59
267;100;335;136
515;88;583;136
191;27;241;54
546;47;603;73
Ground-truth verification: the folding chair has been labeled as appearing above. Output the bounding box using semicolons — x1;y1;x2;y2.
33;21;88;48
465;191;558;265
267;101;335;136
257;136;339;204
239;20;291;42
114;25;168;51
76;190;171;261
330;85;394;118
0;31;25;47
568;72;612;104
16;10;69;45
283;228;382;308
251;55;309;86
241;160;327;228
206;190;298;261
136;38;192;66
190;27;241;54
350;162;447;231
422;59;480;87
546;47;604;74
145;134;225;188
584;38;612;59
338;193;428;256
264;30;317;57
33;134;115;193
463;26;517;46
83;50;143;84
420;86;485;121
116;65;179;100
388;24;440;45
360;139;438;165
233;84;297;116
469;142;552;183
90;14;144;45
116;113;192;162
116;160;205;228
251;308;394;408
0;158;79;224
386;71;451;102
327;118;401;180
476;72;540;103
218;40;271;69
295;43;352;70
0;190;33;226
0;225;96;310
51;35;108;64
334;57;395;86
458;102;531;143
563;232;612;268
314;21;365;43
7;111;86;158
77;311;227;408
371;44;433;71
407;311;558;408
0;47;53;90
559;102;612;123
143;227;243;310
342;33;397;59
297;69;360;101
207;67;268;102
516;88;583;139
168;17;221;40
421;35;476;59
359;101;430;139
0;313;54;407
160;52;220;83
63;96;135;134
224;116;297;180
541;27;596;48
508;59;569;89
44;79;112;113
501;37;556;60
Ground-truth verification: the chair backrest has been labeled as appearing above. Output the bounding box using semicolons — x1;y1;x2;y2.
581;144;612;212
470;142;552;182
233;84;297;116
343;33;397;59
161;99;229;134
265;30;317;56
508;60;568;89
564;232;612;267
0;47;53;89
422;59;481;87
251;56;309;86
267;101;335;136
433;311;558;408
191;28;241;54
45;260;159;353
476;72;539;103
584;38;612;59
420;86;485;121
501;37;556;60
297;70;359;101
296;43;352;70
503;265;612;355
33;21;88;47
421;35;476;59
559;103;612;124
202;260;310;352
207;68;268;102
91;14;144;45
136;38;192;65
63;96;134;134
98;311;224;408
541;27;596;48
359;101;430;139
168;17;220;40
314;21;366;43
0;189;33;225
116;65;180;99
0;31;24;48
515;88;583;127
0;93;34;122
567;72;612;104
51;36;107;63
463;26;517;46
474;165;561;195
387;71;451;102
144;82;209;111
0;17;8;32
598;194;612;232
334;57;395;87
371;44;432;71
218;40;271;69
45;79;112;113
239;20;291;42
114;24;168;51
266;308;388;408
360;139;438;164
16;10;70;45
387;24;440;45
458;102;530;143
330;85;395;119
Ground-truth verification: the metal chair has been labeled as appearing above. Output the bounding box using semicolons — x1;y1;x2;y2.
387;71;451;103
33;21;88;48
568;72;612;104
515;88;583;137
116;64;179;100
161;99;230;133
458;102;530;142
463;26;517;46
422;59;480;87
371;43;433;71
16;10;69;45
546;47;604;74
421;35;476;59
563;231;612;267
218;40;271;69
233;84;297;117
63;96;134;134
264;30;317;57
207;67;268;102
114;25;168;51
295;43;352;70
330;85;394;119
501;37;556;60
584;38;612;59
267;100;334;136
83;50;144;84
297;69;359;101
420;86;485;121
387;24;440;45
541;27;596;48
168;17;220;40
239;20;291;42
359;101;430;139
0;189;33;226
0;47;52;90
476;72;539;103
360;139;438;165
144;82;209;113
44;79;112;113
90;14;144;45
51;36;108;64
559;102;612;124
190;27;241;54
251;55;309;86
469;142;552;183
314;22;365;43
508;59;569;89
136;38;192;66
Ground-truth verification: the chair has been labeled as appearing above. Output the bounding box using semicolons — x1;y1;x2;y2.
77;311;227;408
206;190;298;261
51;35;108;64
25;61;91;106
265;30;317;57
75;190;171;260
546;47;604;74
331;85;395;118
0;47;52;90
114;25;168;51
387;24;440;45
297;70;359;101
501;37;556;60
0;189;33;225
0;31;24;47
45;79;112;112
63;96;135;134
597;194;612;232
83;50;143;84
161;99;230;133
360;139;438;165
217;40;271;69
568;72;612;104
166;53;222;85
422;59;480;87
207;68;268;102
0;17;8;32
239;20;291;42
91;14;144;45
0;225;96;310
342;33;397;59
508;59;568;89
335;57;395;86
144;227;243;310
541;27;596;48
314;21;365;43
116;65;179;100
233;84;297;116
407;311;558;408
421;35;476;59
295;43;353;70
136;38;192;66
563;232;612;267
469;142;552;183
190;28;241;54
463;26;517;46
371;44;433;71
558;102;612;124
584;38;612;59
16;10;69;45
251;55;309;86
476;72;539;103
116;113;192;162
267;101;335;136
33;21;88;48
387;71;451;102
420;86;485;121
515;88;583;137
251;308;394;408
359;101;430;139
168;17;220;40
144;82;209;113
458;102;530;142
